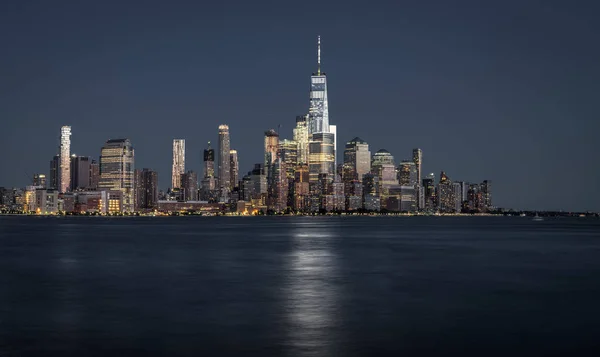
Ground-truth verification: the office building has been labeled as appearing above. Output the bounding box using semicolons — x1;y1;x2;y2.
412;148;422;186
230;150;239;190
181;171;198;202
70;155;92;190
89;160;99;189
344;137;371;182
293;115;309;164
98;138;135;212
218;125;231;200
397;160;417;187
423;173;436;211
59;126;71;193
49;155;59;190
437;171;455;213
134;168;158;210
172;139;185;189
33;174;46;188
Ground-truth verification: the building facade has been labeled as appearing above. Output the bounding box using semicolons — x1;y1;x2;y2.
172;139;185;189
98;138;135;212
218;125;231;200
134;168;158;210
59;126;71;193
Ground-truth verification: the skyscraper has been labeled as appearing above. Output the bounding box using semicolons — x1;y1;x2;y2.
293;115;309;164
98;139;135;212
89;160;99;189
59;126;71;193
49;155;59;190
203;142;215;178
308;36;329;135
307;36;336;184
218;124;231;200
423;173;436;211
134;168;158;210
229;150;239;190
343;137;371;182
70;155;92;190
172;139;185;189
438;171;455;213
412;148;422;186
181;171;198;201
264;129;279;167
397;160;417;186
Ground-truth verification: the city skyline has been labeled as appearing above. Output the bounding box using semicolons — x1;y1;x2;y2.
0;1;598;211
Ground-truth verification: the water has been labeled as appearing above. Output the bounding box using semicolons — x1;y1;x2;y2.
1;216;599;356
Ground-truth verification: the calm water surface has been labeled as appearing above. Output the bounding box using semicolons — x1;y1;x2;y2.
1;216;599;356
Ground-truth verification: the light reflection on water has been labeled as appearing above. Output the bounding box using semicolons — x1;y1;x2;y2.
284;220;342;356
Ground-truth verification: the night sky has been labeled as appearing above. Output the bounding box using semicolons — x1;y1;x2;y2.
1;0;598;211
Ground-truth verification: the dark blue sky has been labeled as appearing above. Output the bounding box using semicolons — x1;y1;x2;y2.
1;0;598;211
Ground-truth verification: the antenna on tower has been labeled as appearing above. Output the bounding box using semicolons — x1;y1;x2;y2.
317;35;321;75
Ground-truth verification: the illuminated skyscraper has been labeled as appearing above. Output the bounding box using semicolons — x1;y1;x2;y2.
308;132;335;183
172;139;185;189
307;36;336;184
264;129;279;167
412;148;422;185
343;137;371;182
397;160;417;186
89;160;99;189
59;126;71;193
229;150;239;190
98;139;135;212
293;115;309;164
308;36;329;135
218;125;231;200
438;171;455;213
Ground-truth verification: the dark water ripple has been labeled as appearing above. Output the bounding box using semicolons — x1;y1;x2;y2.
1;216;599;356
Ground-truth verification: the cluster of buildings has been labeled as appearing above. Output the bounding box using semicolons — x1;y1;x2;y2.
0;37;493;215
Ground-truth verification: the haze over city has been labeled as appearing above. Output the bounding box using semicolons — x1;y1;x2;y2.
1;0;598;211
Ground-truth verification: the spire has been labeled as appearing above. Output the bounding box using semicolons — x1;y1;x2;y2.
317;35;321;75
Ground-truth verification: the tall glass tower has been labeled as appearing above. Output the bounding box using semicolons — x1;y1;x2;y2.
172;139;185;189
99;138;135;212
218;124;231;200
308;36;329;135
59;126;71;193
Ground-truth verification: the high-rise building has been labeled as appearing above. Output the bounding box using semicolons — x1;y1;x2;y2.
98;139;135;212
181;171;198;201
307;36;336;188
482;180;492;211
89;160;99;189
412;148;422;186
218;125;231;200
134;168;158;210
452;182;463;213
437;171;455;213
308;36;329;135
308;132;335;183
204;141;215;178
343;137;371;182
70;155;92;190
49;155;59;190
264;129;279;167
33;174;46;188
279;139;298;180
172;139;185;189
422;173;436;211
397;160;417;186
200;142;218;202
230;150;239;190
371;149;395;168
293;115;309;164
59;126;71;193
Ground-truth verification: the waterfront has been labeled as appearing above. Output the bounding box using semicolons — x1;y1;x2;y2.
1;216;599;356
